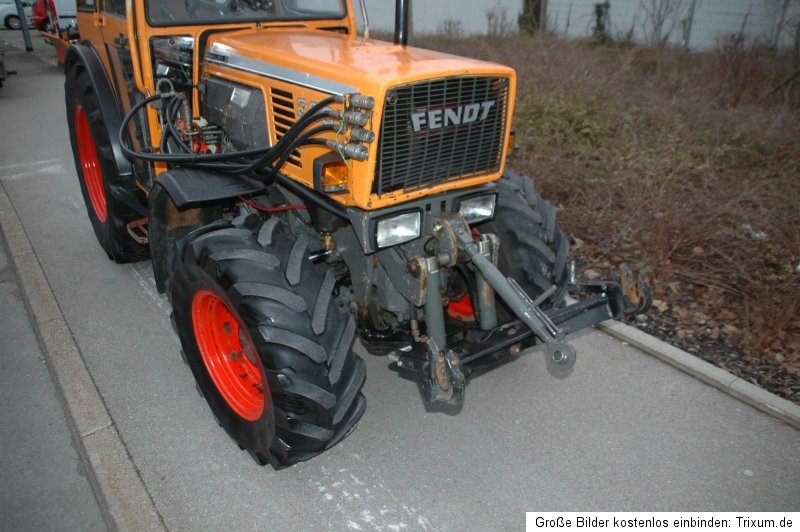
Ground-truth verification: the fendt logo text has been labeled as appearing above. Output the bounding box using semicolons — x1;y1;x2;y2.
410;100;496;133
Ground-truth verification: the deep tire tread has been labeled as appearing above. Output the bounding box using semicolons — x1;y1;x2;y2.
483;170;569;308
312;270;335;335
65;62;148;263
170;219;365;468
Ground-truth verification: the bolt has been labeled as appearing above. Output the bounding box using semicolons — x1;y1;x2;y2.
406;259;421;276
509;344;521;356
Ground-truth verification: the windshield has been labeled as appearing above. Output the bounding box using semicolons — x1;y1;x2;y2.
148;0;346;26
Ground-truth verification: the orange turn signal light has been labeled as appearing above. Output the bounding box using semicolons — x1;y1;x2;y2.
321;160;349;194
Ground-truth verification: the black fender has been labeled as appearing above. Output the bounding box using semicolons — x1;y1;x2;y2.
65;44;147;216
154;168;267;209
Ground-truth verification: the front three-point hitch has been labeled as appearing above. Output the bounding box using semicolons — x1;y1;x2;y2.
392;216;652;408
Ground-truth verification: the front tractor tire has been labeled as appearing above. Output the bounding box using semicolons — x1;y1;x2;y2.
65;63;148;263
482;170;570;313
170;219;366;468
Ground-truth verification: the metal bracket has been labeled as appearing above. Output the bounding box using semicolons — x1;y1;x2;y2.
392;338;465;408
619;263;652;314
126;217;149;245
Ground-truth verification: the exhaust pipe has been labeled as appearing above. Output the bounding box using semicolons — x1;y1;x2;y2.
394;0;410;46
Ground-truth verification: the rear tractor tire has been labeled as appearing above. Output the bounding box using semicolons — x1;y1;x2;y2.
65;62;148;263
170;218;366;468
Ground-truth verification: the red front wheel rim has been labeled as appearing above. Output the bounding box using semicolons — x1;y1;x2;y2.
73;104;107;223
192;290;266;421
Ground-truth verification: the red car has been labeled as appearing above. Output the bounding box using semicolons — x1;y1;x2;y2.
32;0;74;30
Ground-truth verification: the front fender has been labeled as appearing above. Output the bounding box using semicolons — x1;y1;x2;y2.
65;44;133;187
154;168;267;209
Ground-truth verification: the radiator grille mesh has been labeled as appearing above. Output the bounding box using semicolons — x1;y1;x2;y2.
374;76;510;195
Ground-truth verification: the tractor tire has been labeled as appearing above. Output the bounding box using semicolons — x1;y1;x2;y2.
65;62;148;263
4;15;21;30
170;218;366;468
481;169;570;313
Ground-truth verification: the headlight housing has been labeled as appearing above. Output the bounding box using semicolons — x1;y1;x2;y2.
375;211;421;248
457;194;496;224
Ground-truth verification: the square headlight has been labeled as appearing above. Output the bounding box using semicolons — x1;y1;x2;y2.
375;211;421;248
458;194;496;224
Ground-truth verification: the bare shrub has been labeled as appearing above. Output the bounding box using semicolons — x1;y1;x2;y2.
486;2;513;39
437;19;464;40
713;33;771;107
639;0;690;45
519;0;546;34
592;1;611;44
411;32;799;401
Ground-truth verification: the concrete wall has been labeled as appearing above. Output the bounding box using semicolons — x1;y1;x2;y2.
351;1;800;50
354;0;524;36
544;0;800;50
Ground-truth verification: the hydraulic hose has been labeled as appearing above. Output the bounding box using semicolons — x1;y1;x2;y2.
119;92;349;218
119;93;337;170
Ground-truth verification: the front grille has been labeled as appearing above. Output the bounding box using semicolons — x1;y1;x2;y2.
374;76;510;195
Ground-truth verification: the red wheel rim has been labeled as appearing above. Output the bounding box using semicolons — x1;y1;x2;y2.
192;290;266;421
73;105;107;223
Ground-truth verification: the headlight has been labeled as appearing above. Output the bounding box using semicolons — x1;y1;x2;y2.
458;194;496;224
375;211;421;248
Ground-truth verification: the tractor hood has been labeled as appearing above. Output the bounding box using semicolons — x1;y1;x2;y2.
205;28;515;96
202;27;517;211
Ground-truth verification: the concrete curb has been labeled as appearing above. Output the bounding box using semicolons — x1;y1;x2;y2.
0;186;165;531
597;319;800;429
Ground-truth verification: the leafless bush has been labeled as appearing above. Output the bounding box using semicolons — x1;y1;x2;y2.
592;1;611;43
713;32;772;106
411;32;799;399
486;2;513;39
639;0;690;45
437;19;464;40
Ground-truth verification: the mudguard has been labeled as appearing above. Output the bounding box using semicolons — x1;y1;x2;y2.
65;44;147;216
154;168;267;209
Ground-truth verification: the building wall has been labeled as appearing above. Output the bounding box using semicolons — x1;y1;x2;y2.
354;0;524;36
351;1;799;50
544;0;800;50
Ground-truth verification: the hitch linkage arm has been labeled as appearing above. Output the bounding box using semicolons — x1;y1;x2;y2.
399;216;651;409
451;218;579;368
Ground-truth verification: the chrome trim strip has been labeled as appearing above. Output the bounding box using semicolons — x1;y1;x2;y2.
207;43;357;96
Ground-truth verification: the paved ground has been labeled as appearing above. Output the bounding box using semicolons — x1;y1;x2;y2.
0;184;104;529
0;29;798;531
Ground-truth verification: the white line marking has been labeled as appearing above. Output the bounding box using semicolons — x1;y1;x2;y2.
0;158;61;172
1;163;65;182
128;263;171;318
310;459;431;531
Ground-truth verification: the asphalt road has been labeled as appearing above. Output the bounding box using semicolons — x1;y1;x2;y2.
0;214;105;530
1;32;798;530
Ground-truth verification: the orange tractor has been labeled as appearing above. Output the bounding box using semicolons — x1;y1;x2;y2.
64;0;650;467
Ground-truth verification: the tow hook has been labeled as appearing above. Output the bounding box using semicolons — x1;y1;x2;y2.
393;218;651;409
421;338;465;407
393;338;465;408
